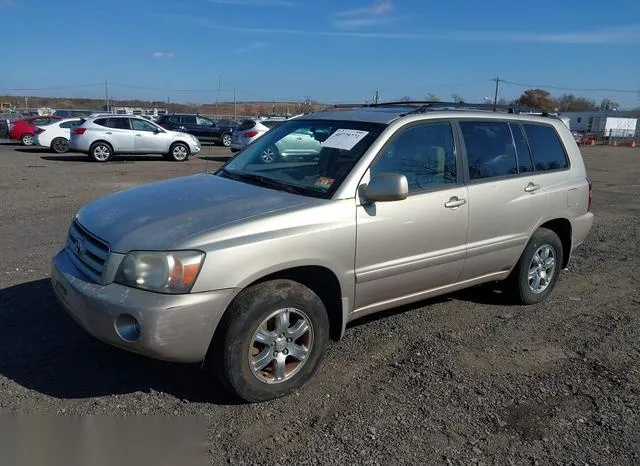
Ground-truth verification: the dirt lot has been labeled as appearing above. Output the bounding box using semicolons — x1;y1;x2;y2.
0;142;638;465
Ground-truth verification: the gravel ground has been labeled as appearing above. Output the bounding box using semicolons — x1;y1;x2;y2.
0;142;638;465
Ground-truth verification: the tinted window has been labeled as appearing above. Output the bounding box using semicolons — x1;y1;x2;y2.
60;120;83;129
510;123;534;173
460;121;517;180
196;116;214;126
181;115;197;125
131;119;157;132
372;122;457;192
523;124;568;171
261;120;284;129
96;118;130;129
167;116;180;124
237;120;256;131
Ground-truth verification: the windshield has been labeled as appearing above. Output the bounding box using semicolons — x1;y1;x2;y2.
217;119;385;198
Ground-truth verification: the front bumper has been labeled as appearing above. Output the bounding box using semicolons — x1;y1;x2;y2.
51;248;238;363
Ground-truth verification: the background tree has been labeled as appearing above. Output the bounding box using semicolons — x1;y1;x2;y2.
425;93;440;102
600;98;619;111
514;88;557;111
557;94;598;112
451;93;464;103
399;96;413;102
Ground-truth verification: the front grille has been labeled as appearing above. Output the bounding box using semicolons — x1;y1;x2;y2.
66;220;110;283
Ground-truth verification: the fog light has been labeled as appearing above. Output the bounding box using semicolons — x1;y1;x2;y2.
115;314;141;342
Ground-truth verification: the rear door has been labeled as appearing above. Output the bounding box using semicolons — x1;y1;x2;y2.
196;116;216;141
457;119;546;281
180;115;208;140
100;117;135;152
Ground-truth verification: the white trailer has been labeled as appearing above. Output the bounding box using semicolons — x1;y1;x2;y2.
592;117;637;138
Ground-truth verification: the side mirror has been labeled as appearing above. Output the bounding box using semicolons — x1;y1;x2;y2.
362;173;409;203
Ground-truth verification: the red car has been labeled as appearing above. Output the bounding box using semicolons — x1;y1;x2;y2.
9;116;62;145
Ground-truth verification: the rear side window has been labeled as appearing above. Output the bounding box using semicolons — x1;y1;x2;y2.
95;118;130;130
237;120;256;131
522;124;569;171
460;121;517;180
262;120;284;129
181;115;197;125
60;120;83;129
510;123;534;173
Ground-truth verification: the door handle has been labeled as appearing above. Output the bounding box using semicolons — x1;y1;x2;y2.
136;134;142;137
525;182;541;193
444;196;466;208
105;131;112;135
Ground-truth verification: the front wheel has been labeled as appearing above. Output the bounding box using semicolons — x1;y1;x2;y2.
506;228;563;305
210;280;329;402
260;145;279;164
168;142;189;161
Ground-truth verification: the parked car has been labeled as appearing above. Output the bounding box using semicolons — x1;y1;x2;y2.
156;113;235;147
51;103;593;402
230;117;288;155
69;114;201;162
34;118;84;153
9;116;62;145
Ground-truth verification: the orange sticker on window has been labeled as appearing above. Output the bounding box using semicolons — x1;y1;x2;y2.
313;176;335;190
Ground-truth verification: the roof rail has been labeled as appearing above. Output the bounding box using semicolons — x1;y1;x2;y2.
329;100;549;116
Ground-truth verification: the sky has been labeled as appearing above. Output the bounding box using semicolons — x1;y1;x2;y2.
1;0;639;107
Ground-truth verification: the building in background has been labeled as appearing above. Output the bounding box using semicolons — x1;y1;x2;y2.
560;110;640;133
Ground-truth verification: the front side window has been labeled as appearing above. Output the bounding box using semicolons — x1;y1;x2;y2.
371;122;457;192
522;124;569;172
219;119;385;198
131;119;157;132
460;121;517;180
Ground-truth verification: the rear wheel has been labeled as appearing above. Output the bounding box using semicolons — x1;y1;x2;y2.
506;228;563;305
221;133;232;147
168;142;189;161
21;134;34;146
260;145;279;164
89;142;113;162
51;137;69;154
209;279;329;402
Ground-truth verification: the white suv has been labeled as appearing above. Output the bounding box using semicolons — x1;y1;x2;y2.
70;114;201;162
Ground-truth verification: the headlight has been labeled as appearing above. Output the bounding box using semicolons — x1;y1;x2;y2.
114;250;205;294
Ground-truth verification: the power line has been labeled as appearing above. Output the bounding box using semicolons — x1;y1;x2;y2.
0;83;103;91
500;79;637;94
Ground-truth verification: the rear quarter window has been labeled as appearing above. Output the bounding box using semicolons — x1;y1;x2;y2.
522;124;569;171
237;120;257;131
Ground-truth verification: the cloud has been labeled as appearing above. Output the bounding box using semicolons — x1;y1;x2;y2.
152;51;174;59
233;41;267;53
333;0;401;30
204;0;295;5
182;17;640;44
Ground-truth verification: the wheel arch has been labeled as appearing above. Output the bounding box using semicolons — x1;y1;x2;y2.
539;218;572;269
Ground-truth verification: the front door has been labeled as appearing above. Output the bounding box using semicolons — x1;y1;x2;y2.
355;121;469;315
131;118;169;153
456;120;547;280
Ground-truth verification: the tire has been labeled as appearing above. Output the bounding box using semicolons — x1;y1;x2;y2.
260;145;279;164
506;228;563;305
51;137;69;154
168;142;189;161
221;133;232;147
21;134;34;146
89;142;113;162
210;279;329;403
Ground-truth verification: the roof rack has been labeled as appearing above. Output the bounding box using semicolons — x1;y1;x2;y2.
330;100;550;116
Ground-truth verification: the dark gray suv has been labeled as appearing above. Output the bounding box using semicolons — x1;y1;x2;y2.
157;113;235;147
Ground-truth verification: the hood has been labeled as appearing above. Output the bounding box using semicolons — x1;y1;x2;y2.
76;173;311;252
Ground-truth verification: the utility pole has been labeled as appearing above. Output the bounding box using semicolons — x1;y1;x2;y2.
373;89;380;104
24;96;28;112
104;80;109;112
493;77;500;111
215;74;222;118
233;87;237;121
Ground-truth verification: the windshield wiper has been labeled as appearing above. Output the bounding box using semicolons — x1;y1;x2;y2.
220;169;307;195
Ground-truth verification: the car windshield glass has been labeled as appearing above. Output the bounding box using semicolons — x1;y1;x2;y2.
216;119;385;199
